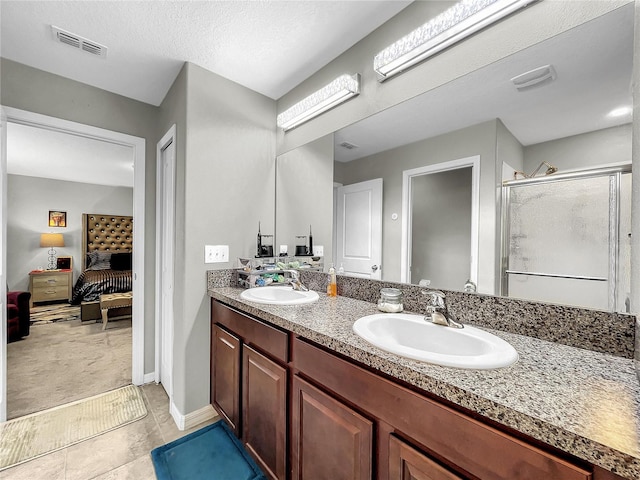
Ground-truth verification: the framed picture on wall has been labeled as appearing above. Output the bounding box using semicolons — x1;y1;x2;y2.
49;211;66;227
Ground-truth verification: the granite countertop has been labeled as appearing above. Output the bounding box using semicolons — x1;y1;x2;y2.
209;286;640;480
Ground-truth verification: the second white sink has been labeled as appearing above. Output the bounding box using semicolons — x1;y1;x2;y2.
353;313;518;369
240;286;319;305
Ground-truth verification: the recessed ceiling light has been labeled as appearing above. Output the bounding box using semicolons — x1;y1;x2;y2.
608;106;632;118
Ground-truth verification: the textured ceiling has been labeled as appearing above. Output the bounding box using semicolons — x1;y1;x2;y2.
0;0;411;104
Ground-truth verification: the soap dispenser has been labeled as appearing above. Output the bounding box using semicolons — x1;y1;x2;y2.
327;264;337;297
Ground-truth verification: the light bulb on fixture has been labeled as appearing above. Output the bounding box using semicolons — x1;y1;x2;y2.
608;106;632;118
373;0;534;81
277;74;360;131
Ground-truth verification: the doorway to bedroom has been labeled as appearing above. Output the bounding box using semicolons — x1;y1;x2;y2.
1;108;146;422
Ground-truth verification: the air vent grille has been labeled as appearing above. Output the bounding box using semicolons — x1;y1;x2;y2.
51;26;108;58
339;141;359;150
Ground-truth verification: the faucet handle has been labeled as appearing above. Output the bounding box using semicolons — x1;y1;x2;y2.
421;289;446;308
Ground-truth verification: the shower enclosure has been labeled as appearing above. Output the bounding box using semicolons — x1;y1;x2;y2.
501;165;631;312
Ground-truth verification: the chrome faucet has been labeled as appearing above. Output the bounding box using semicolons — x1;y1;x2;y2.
422;290;463;329
284;270;308;291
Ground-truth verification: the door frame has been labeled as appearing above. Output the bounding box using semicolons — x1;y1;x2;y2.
155;125;176;397
401;156;480;285
0;107;146;421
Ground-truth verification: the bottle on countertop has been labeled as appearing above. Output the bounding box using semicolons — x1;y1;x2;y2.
308;225;313;256
257;222;262;257
337;263;344;275
327;264;337;297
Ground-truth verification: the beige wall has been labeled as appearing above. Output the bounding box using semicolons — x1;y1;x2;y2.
524;124;632;173
174;63;276;414
7;175;133;291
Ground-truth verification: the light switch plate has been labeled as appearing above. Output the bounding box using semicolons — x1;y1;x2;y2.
205;245;229;263
313;245;324;257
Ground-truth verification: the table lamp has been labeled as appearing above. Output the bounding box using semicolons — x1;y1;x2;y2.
40;233;65;270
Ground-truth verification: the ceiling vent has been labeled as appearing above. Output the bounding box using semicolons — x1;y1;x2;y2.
51;26;108;58
339;141;359;150
511;65;556;91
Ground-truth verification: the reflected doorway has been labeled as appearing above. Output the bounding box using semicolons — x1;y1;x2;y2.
401;156;480;290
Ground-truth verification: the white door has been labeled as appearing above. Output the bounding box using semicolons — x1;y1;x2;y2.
0;107;7;422
156;127;176;398
335;179;382;279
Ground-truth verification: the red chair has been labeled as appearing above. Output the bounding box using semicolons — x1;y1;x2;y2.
7;291;31;341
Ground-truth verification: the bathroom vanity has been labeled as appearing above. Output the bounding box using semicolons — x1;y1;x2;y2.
208;284;639;480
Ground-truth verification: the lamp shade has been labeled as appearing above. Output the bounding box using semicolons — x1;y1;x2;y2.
40;233;65;248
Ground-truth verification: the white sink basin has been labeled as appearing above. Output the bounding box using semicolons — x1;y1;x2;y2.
240;286;319;305
353;313;518;370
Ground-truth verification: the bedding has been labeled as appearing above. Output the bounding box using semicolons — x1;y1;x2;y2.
71;269;132;304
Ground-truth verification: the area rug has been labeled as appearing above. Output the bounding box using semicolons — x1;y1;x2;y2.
151;420;266;480
30;303;81;325
0;384;146;471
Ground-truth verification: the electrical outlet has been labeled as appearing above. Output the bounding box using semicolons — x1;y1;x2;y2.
280;245;288;255
205;245;229;263
313;245;324;257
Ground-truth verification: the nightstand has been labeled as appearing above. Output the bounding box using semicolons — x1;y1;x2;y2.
29;270;73;306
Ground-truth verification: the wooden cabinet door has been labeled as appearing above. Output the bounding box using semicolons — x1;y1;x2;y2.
389;435;465;480
211;324;241;435
292;375;373;480
243;345;287;480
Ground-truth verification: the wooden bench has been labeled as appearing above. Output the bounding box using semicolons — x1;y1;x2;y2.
99;292;133;330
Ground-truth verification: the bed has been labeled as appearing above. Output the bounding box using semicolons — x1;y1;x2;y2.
71;214;133;316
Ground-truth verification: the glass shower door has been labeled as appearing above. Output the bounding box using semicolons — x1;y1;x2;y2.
502;168;631;312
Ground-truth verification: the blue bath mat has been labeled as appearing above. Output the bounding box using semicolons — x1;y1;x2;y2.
151;420;266;480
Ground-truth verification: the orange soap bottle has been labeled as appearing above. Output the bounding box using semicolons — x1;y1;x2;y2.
327;264;337;297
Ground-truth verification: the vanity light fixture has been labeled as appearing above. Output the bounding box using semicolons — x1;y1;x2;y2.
277;74;360;131
607;106;633;118
373;0;534;81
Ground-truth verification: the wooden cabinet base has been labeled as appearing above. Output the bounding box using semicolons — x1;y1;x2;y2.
291;375;373;480
243;345;287;480
211;324;241;435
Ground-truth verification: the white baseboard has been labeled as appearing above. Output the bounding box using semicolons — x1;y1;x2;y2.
142;372;156;384
170;401;218;431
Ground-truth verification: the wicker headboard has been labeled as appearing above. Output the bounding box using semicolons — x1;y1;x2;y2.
82;213;133;256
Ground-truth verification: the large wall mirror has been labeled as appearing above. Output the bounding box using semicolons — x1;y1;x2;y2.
276;4;634;313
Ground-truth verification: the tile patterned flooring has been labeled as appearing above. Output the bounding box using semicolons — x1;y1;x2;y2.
0;383;218;480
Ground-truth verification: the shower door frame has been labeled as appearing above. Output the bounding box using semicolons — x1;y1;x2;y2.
500;163;631;312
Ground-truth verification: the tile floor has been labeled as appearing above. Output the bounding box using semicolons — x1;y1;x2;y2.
0;383;218;480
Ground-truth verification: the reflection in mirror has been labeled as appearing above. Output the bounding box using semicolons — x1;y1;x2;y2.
406;161;477;290
275;135;334;263
276;5;633;312
332;5;633;312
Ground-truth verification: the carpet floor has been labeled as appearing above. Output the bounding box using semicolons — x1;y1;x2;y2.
0;385;147;471
7;314;132;419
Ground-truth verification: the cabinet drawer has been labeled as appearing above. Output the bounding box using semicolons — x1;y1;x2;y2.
293;337;592;480
33;285;69;302
32;275;70;288
211;300;288;363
